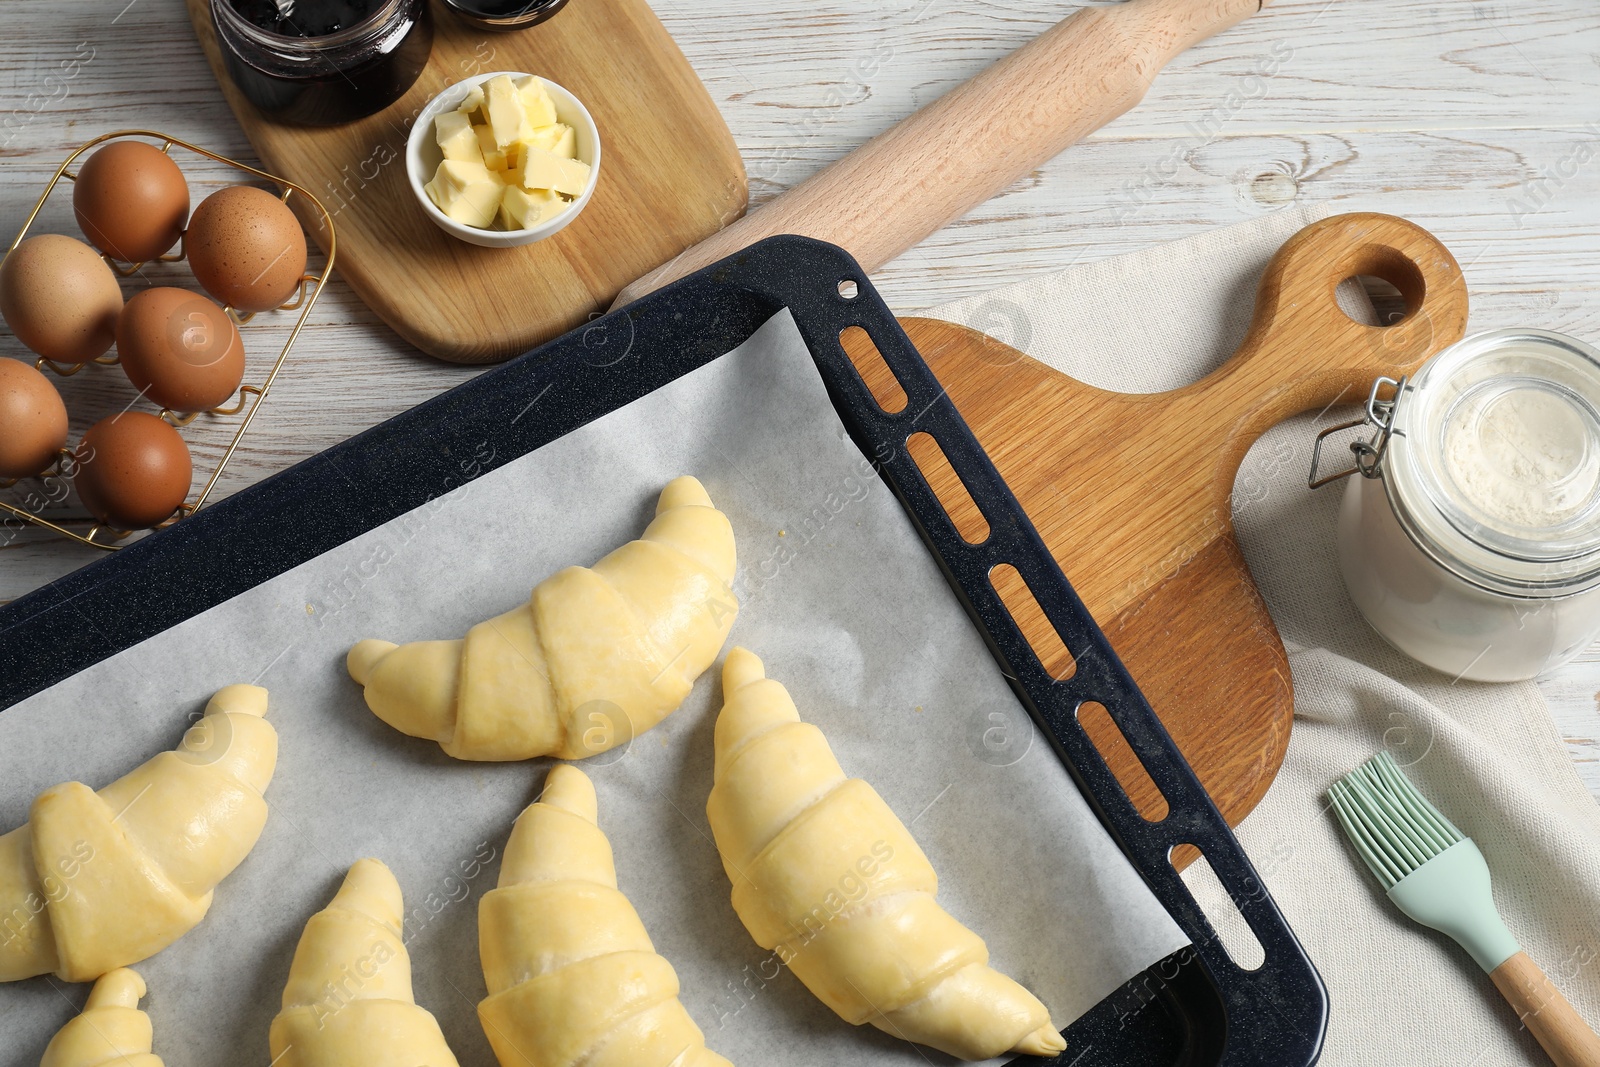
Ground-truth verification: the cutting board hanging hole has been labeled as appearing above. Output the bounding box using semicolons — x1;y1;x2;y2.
1332;248;1426;330
1352;274;1410;327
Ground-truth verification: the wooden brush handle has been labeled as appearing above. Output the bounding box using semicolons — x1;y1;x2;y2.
1491;952;1600;1067
613;0;1270;307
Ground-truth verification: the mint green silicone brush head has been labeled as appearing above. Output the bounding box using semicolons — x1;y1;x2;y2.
1331;753;1600;1065
1327;752;1520;973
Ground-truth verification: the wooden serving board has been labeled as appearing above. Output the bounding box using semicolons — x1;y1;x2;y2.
847;213;1470;831
186;0;747;363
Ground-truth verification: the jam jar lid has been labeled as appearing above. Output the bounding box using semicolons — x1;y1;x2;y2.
1385;328;1600;595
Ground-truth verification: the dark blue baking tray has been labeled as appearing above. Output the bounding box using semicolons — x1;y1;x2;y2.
0;235;1327;1065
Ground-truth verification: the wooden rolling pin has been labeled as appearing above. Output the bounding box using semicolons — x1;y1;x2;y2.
614;0;1270;308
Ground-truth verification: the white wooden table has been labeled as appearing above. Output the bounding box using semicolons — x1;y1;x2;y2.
2;0;1597;795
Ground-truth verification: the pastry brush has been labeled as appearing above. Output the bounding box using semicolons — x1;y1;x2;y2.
1328;752;1600;1067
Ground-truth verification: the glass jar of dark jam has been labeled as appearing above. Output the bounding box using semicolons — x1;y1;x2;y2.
210;0;433;127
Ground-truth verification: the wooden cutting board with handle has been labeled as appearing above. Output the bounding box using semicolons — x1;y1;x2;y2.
185;0;747;363
608;0;1473;833
844;211;1468;828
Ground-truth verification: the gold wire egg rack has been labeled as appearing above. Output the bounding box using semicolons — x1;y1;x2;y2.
0;129;336;550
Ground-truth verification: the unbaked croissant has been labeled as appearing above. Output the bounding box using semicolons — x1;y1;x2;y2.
0;684;277;984
347;476;738;762
40;968;163;1067
706;649;1065;1061
478;764;733;1067
269;858;460;1067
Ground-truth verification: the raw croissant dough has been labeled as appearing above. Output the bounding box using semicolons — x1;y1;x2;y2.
706;649;1064;1061
478;764;733;1067
347;476;738;762
0;684;277;983
270;858;460;1067
40;968;163;1067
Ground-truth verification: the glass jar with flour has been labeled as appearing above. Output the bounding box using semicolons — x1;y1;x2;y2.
1310;328;1600;681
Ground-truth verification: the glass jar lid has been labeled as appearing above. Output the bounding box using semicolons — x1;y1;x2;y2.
1385;328;1600;595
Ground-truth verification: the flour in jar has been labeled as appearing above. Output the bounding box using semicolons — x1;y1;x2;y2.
1441;380;1600;530
1341;330;1600;681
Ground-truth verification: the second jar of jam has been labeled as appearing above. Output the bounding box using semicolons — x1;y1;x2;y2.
211;0;433;126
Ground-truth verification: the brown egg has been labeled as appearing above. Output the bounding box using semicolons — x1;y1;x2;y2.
186;186;307;313
117;287;246;412
73;140;190;263
73;412;192;529
0;359;68;479
0;234;124;363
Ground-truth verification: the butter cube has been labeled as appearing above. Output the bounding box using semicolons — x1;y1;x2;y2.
475;125;516;172
456;85;485;122
548;124;576;159
514;75;558;128
524;122;576;159
434;111;482;164
424;159;505;228
517;147;590;197
499;185;569;230
483;74;526;148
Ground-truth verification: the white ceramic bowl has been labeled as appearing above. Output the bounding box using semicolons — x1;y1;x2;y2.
406;70;601;249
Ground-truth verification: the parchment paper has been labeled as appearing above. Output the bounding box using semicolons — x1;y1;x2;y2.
0;312;1185;1065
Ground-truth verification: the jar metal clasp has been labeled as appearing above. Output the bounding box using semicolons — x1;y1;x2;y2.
1307;376;1409;489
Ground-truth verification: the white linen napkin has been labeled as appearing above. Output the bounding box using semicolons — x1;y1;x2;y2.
928;204;1600;1065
